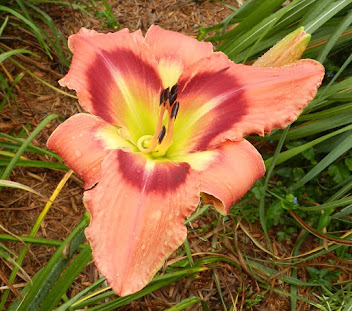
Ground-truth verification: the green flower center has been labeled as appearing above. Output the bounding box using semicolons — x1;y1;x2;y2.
137;84;180;158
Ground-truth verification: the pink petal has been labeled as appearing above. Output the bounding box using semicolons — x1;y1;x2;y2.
199;140;265;215
59;28;163;144
84;150;200;296
145;25;213;87
170;140;265;215
168;53;324;155
47;113;133;189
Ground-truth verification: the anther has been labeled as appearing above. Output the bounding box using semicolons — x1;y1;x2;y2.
163;87;170;102
171;101;179;119
158;126;166;144
170;84;180;96
169;92;177;106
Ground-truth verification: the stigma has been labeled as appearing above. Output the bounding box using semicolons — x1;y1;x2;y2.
137;84;180;157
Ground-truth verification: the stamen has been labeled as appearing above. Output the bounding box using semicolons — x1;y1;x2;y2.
163;87;170;103
138;85;181;156
169;92;177;106
170;84;180;96
171;101;179;119
158;125;166;143
141;105;165;151
154;118;175;157
154;100;180;156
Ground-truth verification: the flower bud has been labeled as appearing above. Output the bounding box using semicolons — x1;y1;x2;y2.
253;27;311;67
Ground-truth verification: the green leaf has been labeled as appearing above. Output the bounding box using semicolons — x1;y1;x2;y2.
281;194;298;210
316;7;352;63
265;124;352;168
304;0;352;33
0;4;51;56
266;201;285;228
293;168;305;181
0;114;59;181
345;156;352;170
299;0;332;28
165;297;210;311
0;180;45;197
13;216;89;311
291;133;352;189
0;132;62;160
0;159;68;170
54;278;106;311
0;48;36;63
0;16;8;36
271;111;352;141
219;0;286;57
38;247;92;311
328;163;351;184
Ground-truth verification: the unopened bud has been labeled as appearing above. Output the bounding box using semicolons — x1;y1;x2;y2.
253;27;311;67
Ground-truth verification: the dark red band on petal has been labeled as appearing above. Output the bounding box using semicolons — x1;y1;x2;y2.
116;150;190;193
86;49;162;125
178;68;246;150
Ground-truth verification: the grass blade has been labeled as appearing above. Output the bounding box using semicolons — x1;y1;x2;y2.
316;8;352;63
0;180;44;197
0;114;59;181
0;48;35;62
54;278;106;311
38;246;92;311
165;296;211;311
291;132;352;190
13;215;89;311
0;170;74;309
304;0;352;33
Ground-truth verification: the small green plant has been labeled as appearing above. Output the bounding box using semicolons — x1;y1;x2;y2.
307;267;342;289
96;0;120;29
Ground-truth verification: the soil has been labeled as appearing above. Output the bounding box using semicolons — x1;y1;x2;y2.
0;1;326;310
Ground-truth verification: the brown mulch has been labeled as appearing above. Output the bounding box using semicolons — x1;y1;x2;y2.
0;1;339;310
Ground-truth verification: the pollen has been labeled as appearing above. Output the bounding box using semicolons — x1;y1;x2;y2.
137;84;180;157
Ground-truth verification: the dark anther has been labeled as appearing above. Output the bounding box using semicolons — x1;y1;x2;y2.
170;84;180;96
163;87;170;102
171;101;179;120
158;125;166;143
160;89;165;106
169;92;177;106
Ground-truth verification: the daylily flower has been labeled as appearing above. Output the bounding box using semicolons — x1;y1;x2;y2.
47;26;324;296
